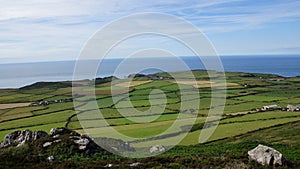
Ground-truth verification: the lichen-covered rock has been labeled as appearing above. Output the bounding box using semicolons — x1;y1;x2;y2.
248;144;285;166
0;129;48;148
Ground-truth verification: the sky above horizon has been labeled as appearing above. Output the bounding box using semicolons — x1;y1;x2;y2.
0;0;300;63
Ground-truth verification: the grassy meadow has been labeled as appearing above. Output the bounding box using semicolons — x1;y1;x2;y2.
0;70;299;167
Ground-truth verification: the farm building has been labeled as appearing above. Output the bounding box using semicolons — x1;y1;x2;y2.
287;105;300;111
261;105;280;111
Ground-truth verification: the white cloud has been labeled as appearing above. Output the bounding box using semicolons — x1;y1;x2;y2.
0;0;300;63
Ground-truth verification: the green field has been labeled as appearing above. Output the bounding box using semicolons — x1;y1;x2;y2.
0;70;299;168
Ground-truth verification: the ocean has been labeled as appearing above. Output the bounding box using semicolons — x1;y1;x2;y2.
0;55;299;89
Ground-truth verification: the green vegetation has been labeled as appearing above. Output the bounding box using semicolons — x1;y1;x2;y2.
0;70;299;168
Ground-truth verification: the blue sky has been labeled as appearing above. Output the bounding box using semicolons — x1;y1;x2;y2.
0;0;300;63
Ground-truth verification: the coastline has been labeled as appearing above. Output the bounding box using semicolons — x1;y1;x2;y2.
0;69;299;90
0;55;300;89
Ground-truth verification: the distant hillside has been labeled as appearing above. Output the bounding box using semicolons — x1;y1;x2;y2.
20;82;72;90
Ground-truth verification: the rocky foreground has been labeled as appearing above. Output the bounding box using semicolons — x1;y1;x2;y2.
0;128;146;168
0;128;101;160
0;128;295;169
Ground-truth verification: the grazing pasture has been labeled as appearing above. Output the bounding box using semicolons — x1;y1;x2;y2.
0;70;299;168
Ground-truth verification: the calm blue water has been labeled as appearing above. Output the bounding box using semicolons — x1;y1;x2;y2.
0;55;299;88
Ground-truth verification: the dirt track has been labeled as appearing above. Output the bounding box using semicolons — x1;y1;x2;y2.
0;103;31;110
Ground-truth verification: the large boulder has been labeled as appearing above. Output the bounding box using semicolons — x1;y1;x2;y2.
248;144;285;166
0;129;48;148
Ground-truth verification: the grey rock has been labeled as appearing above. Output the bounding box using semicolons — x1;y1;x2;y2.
53;139;62;143
129;162;141;167
43;142;52;148
50;128;79;137
95;137;135;152
149;145;166;153
0;129;48;148
0;128;101;156
69;136;79;139
111;146;118;151
53;134;60;138
104;164;114;168
74;137;90;150
81;133;93;140
69;134;100;154
47;156;55;162
50;128;65;136
248;144;285;166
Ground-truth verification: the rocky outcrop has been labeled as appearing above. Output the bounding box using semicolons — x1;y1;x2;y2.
45;128;100;155
0;127;136;157
0;128;100;155
72;134;100;155
0;129;48;148
50;127;79;137
248;144;285;166
149;145;166;153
